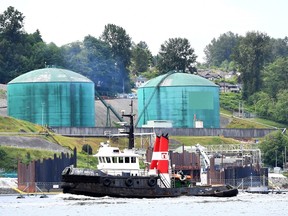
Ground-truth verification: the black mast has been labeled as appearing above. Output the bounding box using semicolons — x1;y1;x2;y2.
122;100;135;149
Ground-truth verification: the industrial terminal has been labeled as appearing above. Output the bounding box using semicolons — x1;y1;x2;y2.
1;67;287;195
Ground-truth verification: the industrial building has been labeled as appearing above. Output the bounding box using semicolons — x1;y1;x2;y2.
137;71;220;128
7;68;95;127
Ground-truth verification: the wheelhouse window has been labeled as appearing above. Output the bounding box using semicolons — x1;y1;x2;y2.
119;157;123;163
98;157;103;163
125;157;130;163
106;157;111;163
101;157;105;163
131;157;136;163
112;157;117;163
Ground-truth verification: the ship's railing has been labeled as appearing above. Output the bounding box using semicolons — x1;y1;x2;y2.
68;165;154;177
70;168;101;176
201;176;288;191
105;169;150;177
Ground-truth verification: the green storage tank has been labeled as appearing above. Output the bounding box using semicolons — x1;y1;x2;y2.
137;72;220;128
7;68;95;127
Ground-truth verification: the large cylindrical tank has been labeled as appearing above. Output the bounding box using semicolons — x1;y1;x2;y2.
7;68;95;127
137;72;219;128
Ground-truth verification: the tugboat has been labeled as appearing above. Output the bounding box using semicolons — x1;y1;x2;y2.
61;102;238;198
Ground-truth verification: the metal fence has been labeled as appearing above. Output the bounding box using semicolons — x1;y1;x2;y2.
15;176;288;194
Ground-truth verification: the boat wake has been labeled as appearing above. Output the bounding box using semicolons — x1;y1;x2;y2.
58;193;129;205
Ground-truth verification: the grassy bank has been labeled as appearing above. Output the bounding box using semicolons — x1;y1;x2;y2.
0;114;281;171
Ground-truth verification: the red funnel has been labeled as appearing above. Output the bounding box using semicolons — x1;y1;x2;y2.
149;135;160;170
157;134;169;173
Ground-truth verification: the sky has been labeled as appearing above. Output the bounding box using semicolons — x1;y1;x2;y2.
1;0;288;62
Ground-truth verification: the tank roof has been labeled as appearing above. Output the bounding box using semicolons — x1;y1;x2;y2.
8;68;92;84
141;72;218;87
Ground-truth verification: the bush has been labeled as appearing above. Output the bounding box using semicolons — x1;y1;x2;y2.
82;144;93;155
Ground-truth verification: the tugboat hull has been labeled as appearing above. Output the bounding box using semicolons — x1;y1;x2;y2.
62;174;180;198
61;169;238;198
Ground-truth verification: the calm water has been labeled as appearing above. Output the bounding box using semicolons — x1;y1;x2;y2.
0;192;287;216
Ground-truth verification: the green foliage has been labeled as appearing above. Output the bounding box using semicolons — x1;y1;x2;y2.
233;31;271;99
0;116;43;132
248;89;288;125
100;24;132;93
0;146;58;171
77;152;97;168
0;6;24;40
253;118;288;129
272;90;288;124
269;37;288;61
263;57;288;98
260;131;288;168
101;24;132;69
62;36;122;94
157;37;197;73
204;32;239;67
82;144;93;155
220;92;242;111
1;6;288;127
131;41;152;74
225;118;268;129
0;147;16;171
219;60;237;72
141;69;159;79
0;7;64;83
249;91;273;118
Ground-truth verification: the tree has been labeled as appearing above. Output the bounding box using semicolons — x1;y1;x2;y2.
101;24;132;93
157;38;197;74
263;57;288;99
61;41;90;75
62;36;121;94
82;35;118;93
44;42;64;67
260;131;288;168
233;31;271;100
101;24;132;69
0;7;53;83
131;41;152;74
273;90;288;124
0;6;25;41
82;144;93;155
269;37;288;61
0;6;26;83
249;91;273;119
204;31;239;67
